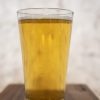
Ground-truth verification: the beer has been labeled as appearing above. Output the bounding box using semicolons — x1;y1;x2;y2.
19;18;72;100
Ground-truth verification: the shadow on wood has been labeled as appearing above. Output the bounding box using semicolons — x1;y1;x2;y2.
0;84;99;100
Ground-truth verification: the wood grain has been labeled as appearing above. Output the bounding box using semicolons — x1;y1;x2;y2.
0;84;99;100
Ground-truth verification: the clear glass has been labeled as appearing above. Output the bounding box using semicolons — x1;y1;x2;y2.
17;8;73;100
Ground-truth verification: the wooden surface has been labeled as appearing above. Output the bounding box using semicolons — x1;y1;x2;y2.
0;84;99;100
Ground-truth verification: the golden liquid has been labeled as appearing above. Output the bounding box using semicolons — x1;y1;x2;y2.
19;19;72;100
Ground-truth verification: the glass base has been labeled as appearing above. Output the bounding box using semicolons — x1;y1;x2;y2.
25;98;64;100
25;90;65;100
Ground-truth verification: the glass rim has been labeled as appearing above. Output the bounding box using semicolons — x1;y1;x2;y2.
17;8;74;15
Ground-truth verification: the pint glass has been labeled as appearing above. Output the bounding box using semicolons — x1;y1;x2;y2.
17;8;73;100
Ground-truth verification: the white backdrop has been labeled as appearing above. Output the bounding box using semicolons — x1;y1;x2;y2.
0;0;100;98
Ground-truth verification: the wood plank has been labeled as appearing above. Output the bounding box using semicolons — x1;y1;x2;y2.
0;84;99;100
0;84;25;100
65;84;99;100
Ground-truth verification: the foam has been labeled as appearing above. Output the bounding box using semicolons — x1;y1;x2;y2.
18;14;72;21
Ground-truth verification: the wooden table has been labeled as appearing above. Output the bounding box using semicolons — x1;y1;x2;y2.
0;84;99;100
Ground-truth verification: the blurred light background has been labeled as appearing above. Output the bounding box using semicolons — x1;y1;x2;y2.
0;0;100;98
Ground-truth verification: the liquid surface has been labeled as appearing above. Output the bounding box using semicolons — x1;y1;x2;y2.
19;19;72;100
